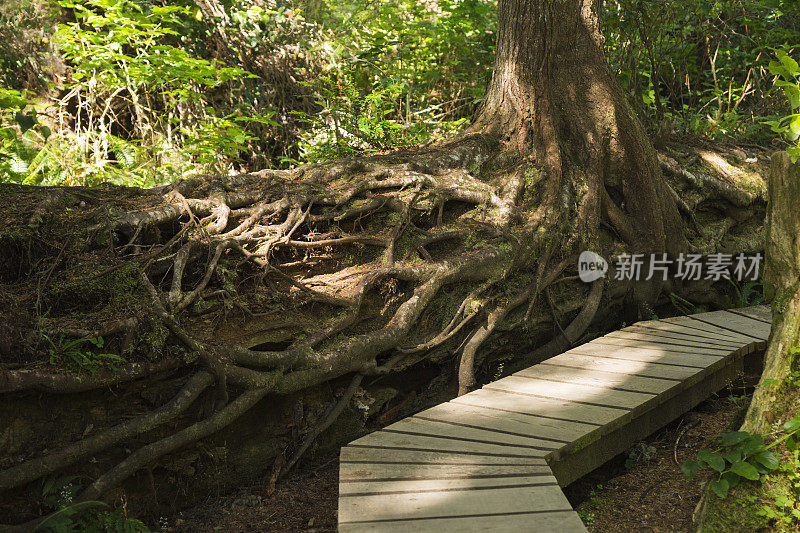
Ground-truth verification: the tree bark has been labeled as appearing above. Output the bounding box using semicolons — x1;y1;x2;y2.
742;152;800;432
471;0;687;310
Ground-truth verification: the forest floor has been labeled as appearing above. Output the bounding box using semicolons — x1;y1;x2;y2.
567;386;751;533
164;385;750;533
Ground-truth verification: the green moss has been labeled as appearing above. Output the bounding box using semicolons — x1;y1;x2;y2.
140;315;169;360
698;479;779;533
49;260;141;307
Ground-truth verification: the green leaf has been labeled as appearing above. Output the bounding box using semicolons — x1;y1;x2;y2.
697;449;714;467
721;431;750;446
755;451;779;470
769;60;790;79
742;435;766;456
783;417;800;433
722;471;741;489
39;125;51;140
787;436;798;452
681;460;700;479
14;110;36;134
777;49;800;77
710;478;730;499
723;448;742;464
708;454;726;473
783;84;800;110
789;115;800;140
730;461;760;480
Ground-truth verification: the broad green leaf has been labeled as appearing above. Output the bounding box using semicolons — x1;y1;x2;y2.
777;50;800;77
769;60;790;79
681;460;699;479
707;453;726;473
783;417;800;433
782;84;800;110
731;461;760;480
710;478;730;499
722;471;741;489
755;451;779;470
14;111;36;134
789;115;800;139
742;435;766;456
723;448;742;464
722;431;750;446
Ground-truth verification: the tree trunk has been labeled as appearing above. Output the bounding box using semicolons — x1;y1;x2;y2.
693;154;798;531
471;0;687;309
743;152;800;432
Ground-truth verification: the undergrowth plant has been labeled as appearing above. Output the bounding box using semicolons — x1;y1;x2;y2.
0;88;49;181
43;335;125;374
765;48;800;162
38;475;149;532
17;0;276;186
295;69;431;162
682;417;800;499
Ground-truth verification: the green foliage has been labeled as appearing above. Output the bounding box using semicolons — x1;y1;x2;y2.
1;0;275;186
726;279;764;309
625;441;657;468
293;0;493;162
0;88;50;180
668;292;703;315
683;417;800;499
295;69;432;162
38;475;150;532
1;0;798;181
765;49;800;162
43;334;125;373
577;484;604;526
603;0;796;141
756;447;800;527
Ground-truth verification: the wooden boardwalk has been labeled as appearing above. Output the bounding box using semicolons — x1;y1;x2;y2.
338;306;771;532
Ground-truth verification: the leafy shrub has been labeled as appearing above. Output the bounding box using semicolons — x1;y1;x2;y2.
683;417;800;499
765;49;800;162
39;475;150;532
43;335;125;373
0;88;50;182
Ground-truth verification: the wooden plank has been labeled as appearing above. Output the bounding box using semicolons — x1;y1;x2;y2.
484;375;652;410
451;387;623;426
348;431;550;457
340;447;546;466
567;343;723;368
550;354;746;486
540;353;701;381
338;510;587;532
630;319;751;343
514;364;679;395
655;315;758;343
728;305;771;324
340;474;558;496
338;483;572;524
379;417;563;450
340;462;552;481
688;310;771;339
608;329;743;349
588;336;734;356
413;401;594;443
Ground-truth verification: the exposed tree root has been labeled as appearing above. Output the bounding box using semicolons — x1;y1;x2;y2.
0;372;213;491
0;130;767;523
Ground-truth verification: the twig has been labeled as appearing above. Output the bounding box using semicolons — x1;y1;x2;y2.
280;373;364;477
